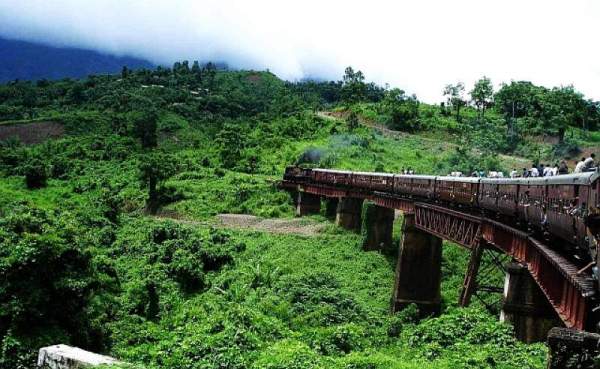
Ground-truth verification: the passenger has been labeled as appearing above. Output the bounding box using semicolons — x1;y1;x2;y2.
574;157;586;173
401;167;405;175
539;164;545;177
479;170;485;178
583;153;596;172
471;170;478;177
522;168;529;178
408;167;414;175
558;160;569;175
543;164;552;177
530;163;540;177
510;168;518;178
551;163;559;176
497;171;504;178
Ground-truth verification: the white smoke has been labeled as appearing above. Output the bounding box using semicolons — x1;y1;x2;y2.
0;0;599;102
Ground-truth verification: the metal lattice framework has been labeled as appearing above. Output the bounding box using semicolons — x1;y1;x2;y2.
280;180;598;330
414;203;482;249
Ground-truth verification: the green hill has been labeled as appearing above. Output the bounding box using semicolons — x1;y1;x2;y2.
2;63;595;368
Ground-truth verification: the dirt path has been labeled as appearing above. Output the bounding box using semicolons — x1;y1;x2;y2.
155;212;327;236
216;214;326;236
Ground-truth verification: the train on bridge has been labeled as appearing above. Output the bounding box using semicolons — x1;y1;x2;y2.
284;166;600;281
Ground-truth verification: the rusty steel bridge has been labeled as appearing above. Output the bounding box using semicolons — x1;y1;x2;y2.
279;177;598;340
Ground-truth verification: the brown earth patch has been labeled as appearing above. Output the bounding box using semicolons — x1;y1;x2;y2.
154;212;327;236
0;121;64;144
216;214;325;236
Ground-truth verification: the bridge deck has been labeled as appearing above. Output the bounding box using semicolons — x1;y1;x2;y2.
281;180;597;330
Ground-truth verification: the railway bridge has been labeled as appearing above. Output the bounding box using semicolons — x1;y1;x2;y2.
280;168;600;366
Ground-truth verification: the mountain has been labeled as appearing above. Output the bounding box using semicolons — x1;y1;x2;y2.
0;37;154;82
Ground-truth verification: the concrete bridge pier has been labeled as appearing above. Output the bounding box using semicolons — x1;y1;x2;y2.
391;214;442;317
324;197;339;219
547;328;600;369
335;197;363;231
362;202;395;251
500;262;562;343
296;192;321;216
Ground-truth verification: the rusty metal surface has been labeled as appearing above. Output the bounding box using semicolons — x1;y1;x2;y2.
279;175;598;331
482;218;595;329
414;203;482;249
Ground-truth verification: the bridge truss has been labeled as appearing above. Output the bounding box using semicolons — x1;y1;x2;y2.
281;180;597;331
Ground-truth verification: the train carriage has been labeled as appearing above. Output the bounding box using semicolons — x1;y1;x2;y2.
545;172;600;249
497;179;521;216
352;171;375;190
393;175;436;198
392;175;413;196
312;168;352;187
478;178;498;211
285;166;600;264
369;172;395;192
436;176;480;205
518;177;547;226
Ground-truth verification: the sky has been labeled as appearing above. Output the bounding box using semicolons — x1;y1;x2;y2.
0;0;599;103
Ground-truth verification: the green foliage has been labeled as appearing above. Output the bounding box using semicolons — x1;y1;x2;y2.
443;82;466;122
22;153;49;189
133;110;158;149
381;89;421;131
138;152;176;213
0;64;571;369
470;76;494;118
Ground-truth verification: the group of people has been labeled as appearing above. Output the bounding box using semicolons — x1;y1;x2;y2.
508;154;596;178
400;167;415;175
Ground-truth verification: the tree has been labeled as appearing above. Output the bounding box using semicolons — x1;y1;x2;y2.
346;111;359;131
22;155;49;189
191;61;201;74
134;110;158;149
494;81;541;140
443;83;466;122
470;76;494;118
138;152;176;214
382;89;421;131
539;86;583;144
341;66;367;105
202;62;217;91
215;123;245;169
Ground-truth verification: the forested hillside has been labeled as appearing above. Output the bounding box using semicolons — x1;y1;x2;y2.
1;63;598;368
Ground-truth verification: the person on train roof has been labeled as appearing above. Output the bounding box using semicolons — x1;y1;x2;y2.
530;163;540;177
574;157;587;173
583;153;596;172
558;160;569;175
522;168;529;177
542;164;551;177
551;163;559;176
510;169;518;178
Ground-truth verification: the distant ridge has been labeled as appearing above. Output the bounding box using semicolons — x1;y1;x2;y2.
0;37;154;82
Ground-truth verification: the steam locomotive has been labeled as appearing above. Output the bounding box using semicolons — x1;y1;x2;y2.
284;166;600;275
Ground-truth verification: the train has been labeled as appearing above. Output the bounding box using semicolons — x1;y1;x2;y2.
284;166;600;274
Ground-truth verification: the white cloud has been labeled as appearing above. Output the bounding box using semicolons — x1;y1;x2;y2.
0;0;599;102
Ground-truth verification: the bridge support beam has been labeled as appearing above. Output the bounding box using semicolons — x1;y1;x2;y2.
336;197;363;231
458;240;485;306
325;198;339;219
296;192;321;216
391;214;442;317
362;202;395;251
500;262;561;343
547;327;600;369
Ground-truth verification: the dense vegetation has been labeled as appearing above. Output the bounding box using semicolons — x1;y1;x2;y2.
2;62;597;368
